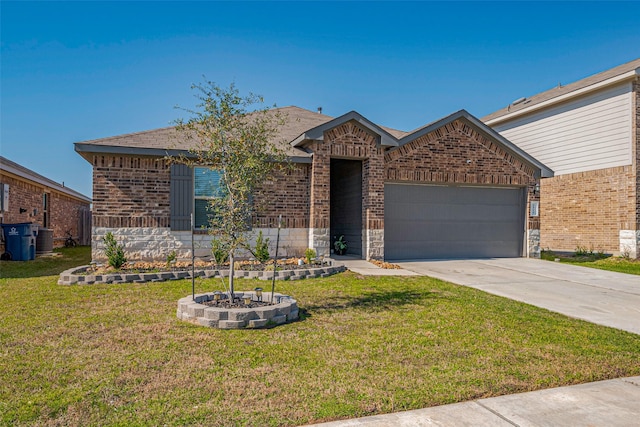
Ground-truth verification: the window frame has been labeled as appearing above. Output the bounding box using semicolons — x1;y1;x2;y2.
193;166;223;230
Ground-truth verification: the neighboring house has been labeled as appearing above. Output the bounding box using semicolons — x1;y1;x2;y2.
483;58;640;258
76;107;550;262
0;156;92;250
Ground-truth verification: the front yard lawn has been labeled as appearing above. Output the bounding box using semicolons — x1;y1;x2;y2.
2;247;640;426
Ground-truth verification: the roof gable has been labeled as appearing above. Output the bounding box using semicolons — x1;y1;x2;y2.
390;110;553;178
291;111;402;148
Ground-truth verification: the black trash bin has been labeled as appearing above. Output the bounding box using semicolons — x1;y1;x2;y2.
1;223;38;261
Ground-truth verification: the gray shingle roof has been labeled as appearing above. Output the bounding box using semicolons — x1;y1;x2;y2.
76;106;331;158
482;58;640;123
75;106;408;158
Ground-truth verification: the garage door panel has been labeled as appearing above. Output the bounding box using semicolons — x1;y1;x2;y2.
390;205;519;222
385;184;524;260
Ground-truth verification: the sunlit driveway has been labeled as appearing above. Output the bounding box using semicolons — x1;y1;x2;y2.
397;258;640;335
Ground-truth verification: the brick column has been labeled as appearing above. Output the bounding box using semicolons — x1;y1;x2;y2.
363;151;385;260
308;143;330;257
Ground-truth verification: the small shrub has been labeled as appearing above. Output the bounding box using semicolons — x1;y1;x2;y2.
166;250;177;268
254;231;270;263
103;232;126;269
305;248;316;265
211;238;229;265
575;245;593;257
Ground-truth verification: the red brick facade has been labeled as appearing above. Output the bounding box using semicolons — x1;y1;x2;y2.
92;155;171;228
82;110;543;260
253;163;310;228
385;119;540;229
0;172;90;247
305;122;386;231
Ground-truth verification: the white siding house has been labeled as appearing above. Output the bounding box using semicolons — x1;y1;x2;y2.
483;58;640;257
492;82;633;175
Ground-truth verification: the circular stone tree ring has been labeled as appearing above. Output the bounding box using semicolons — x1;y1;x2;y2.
177;291;298;329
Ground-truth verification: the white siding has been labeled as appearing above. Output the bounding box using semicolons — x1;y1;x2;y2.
493;82;633;176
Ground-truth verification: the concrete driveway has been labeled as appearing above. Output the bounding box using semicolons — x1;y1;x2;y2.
397;258;640;335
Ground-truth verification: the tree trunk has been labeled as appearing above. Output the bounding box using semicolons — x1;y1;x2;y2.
228;249;235;300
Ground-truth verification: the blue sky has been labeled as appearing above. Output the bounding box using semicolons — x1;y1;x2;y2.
2;1;639;198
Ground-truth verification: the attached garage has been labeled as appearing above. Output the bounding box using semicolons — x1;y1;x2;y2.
384;183;526;260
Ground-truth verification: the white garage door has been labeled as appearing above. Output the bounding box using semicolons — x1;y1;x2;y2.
384;183;525;260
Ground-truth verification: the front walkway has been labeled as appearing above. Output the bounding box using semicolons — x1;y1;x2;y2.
332;256;418;276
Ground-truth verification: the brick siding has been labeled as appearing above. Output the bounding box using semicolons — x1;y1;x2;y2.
50;192;89;245
306;121;385;230
634;79;640;230
540;166;636;252
92;155;311;230
385;119;539;229
253;163;310;228
92;155;171;228
0;173;89;247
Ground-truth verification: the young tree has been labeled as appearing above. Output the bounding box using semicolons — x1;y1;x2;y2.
174;81;288;299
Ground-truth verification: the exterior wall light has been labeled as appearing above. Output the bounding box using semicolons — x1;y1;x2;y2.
254;287;263;301
213;291;222;301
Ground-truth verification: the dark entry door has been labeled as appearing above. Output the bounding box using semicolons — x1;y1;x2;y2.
330;159;362;256
384;183;525;260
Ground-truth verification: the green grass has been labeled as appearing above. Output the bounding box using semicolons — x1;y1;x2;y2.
0;246;90;278
541;250;640;275
2;247;640;426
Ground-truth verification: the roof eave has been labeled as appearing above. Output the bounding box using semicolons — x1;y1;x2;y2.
74;143;312;164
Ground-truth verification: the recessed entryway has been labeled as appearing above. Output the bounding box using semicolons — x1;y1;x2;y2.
330;159;363;257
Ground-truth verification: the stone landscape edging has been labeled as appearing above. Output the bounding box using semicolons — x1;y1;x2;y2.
58;264;346;285
177;291;298;329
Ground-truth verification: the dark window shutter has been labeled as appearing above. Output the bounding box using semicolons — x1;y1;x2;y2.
170;164;193;231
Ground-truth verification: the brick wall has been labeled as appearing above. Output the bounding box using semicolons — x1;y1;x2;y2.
0;173;90;248
385;119;539;229
50;192;90;246
92;155;311;230
0;174;43;225
253;163;310;228
308;121;385;230
634;79;640;230
540;166;636;252
92;155;171;228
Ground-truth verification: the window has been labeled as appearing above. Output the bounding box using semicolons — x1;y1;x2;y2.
194;167;223;229
43;193;50;228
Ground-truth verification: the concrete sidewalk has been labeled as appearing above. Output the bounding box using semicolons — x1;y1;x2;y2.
306;376;640;426
333;256;419;276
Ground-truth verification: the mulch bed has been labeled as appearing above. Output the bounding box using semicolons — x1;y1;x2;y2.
202;298;272;309
90;257;325;275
